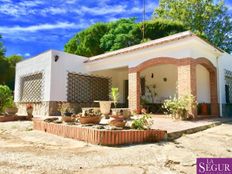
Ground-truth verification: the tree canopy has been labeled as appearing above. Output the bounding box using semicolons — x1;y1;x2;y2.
153;0;232;53
64;18;186;57
64;23;108;57
0;36;23;90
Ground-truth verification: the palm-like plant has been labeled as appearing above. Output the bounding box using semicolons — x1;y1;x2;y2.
110;87;119;108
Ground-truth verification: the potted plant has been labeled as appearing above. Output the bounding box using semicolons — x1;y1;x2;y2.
163;94;197;120
109;114;127;128
79;109;102;124
110;87;119;108
59;103;74;122
5;97;18;115
26;104;33;120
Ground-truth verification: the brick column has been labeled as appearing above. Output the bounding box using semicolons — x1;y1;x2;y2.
177;59;197;117
210;71;219;116
128;71;140;113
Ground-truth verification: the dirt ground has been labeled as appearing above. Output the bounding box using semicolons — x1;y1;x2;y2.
0;121;232;174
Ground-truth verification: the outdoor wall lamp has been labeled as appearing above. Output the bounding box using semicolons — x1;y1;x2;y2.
54;55;59;62
151;73;154;78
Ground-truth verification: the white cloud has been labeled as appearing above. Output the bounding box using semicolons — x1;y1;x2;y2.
77;5;127;16
0;22;86;33
41;7;67;16
24;53;31;57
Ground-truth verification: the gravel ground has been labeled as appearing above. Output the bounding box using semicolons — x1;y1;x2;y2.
0;121;232;174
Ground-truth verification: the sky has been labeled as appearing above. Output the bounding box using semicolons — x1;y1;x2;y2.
0;0;231;58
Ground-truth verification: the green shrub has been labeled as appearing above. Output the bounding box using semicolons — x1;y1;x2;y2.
163;94;197;120
132;114;153;130
0;85;13;113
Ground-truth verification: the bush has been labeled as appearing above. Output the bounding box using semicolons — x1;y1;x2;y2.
132;114;153;130
163;94;197;120
0;85;13;113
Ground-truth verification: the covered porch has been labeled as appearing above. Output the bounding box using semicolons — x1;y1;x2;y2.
89;57;219;118
128;57;219;118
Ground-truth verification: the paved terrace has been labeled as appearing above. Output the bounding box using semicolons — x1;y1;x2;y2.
150;115;232;140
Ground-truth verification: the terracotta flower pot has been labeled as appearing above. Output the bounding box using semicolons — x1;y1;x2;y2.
79;115;101;124
5;107;18;115
27;108;33;116
109;119;126;128
201;103;208;115
62;116;74;122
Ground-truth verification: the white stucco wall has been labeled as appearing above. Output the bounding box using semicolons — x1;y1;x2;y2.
196;65;210;103
92;68;128;103
85;37;220;72
49;50;88;101
14;50;88;102
140;64;177;103
218;53;232;104
14;50;53;102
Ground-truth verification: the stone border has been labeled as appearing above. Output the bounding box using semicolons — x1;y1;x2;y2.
33;119;167;146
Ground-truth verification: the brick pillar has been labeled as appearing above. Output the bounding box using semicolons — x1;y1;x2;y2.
128;71;140;113
210;71;219;116
177;59;197;117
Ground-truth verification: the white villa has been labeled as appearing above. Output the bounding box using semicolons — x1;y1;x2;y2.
14;31;232;117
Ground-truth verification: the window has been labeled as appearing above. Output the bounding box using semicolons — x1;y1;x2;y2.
20;73;43;102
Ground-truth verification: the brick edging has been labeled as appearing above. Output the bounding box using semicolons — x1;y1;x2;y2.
33;119;167;146
0;115;28;122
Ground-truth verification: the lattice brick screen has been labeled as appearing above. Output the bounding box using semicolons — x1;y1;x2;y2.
20;73;43;102
67;73;111;102
225;70;232;103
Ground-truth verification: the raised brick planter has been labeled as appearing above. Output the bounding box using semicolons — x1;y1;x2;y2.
0;115;27;122
33;119;167;146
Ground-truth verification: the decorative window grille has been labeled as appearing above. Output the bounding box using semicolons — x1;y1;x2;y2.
225;70;232;104
20;73;43;102
67;73;111;103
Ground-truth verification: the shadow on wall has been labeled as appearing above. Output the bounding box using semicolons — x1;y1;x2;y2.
222;104;232;117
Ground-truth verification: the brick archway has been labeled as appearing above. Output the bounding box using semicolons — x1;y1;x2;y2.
128;57;219;117
195;58;219;116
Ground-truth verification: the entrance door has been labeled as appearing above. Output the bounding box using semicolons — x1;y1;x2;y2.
124;80;128;107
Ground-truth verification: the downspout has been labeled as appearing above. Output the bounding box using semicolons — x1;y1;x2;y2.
216;55;223;117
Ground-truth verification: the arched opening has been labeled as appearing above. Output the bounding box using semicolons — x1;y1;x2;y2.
128;57;219;117
140;64;177;113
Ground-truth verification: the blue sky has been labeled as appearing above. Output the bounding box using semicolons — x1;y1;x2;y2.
0;0;231;58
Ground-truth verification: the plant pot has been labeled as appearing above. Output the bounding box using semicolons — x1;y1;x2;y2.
123;110;131;119
62;116;74;122
5;107;18;115
98;101;112;115
27;108;33;116
64;112;72;116
110;115;125;121
200;103;208;115
109;119;126;128
79;115;101;124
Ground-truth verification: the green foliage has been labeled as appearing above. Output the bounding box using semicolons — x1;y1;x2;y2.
139;18;187;41
0;85;13;113
100;18;141;51
132;114;153;130
163;94;197;120
64;18;186;56
153;0;232;53
110;87;120;108
64;23;108;57
0;35;23;90
0;35;5;58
